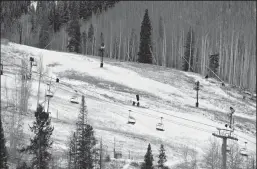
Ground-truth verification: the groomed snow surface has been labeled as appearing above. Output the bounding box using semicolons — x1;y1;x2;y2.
1;41;256;168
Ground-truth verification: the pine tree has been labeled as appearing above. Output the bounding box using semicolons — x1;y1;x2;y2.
76;96;97;169
87;23;95;55
141;143;154;169
138;9;153;64
0;119;8;169
48;1;61;33
38;12;50;49
29;4;37;34
209;54;219;78
20;104;54;169
81;31;88;55
79;1;93;21
16;162;30;169
68;96;97;169
58;1;69;25
36;1;48;26
158;144;167;169
68;132;78;169
182;27;195;71
67;1;81;53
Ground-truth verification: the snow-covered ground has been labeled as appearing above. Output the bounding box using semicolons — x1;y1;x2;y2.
1;41;256;168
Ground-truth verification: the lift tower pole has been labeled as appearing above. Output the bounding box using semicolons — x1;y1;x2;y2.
212;128;238;169
194;81;200;107
100;43;105;68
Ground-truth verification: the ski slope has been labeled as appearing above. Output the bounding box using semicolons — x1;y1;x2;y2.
1;41;256;168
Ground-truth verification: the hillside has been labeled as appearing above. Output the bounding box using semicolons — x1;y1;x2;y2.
1;40;256;168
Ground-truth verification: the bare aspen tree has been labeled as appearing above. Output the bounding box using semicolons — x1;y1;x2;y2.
110;21;113;58
227;142;244;169
118;20;122;61
202;138;222;169
229;29;234;84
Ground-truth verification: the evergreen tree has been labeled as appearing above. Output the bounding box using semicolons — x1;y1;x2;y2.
79;1;93;21
36;1;48;26
28;4;37;33
76;96;97;169
67;1;81;53
20;105;54;169
58;1;69;25
141;143;154;169
0;119;8;169
38;14;50;49
182;27;195;71
1;1;31;37
68;96;97;169
158;144;167;169
16;162;30;169
81;31;88;55
68;132;78;169
48;1;61;33
209;54;219;78
87;23;95;55
138;9;153;64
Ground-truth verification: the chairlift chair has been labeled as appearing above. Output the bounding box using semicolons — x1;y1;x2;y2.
156;117;165;131
156;123;164;131
32;61;37;66
127;110;136;125
46;90;54;98
70;96;79;104
240;148;248;157
226;145;231;152
128;116;136;125
240;142;249;157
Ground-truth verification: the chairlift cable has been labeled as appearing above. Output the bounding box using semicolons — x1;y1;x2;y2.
2;58;255;144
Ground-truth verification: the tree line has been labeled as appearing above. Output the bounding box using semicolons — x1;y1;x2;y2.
85;1;256;94
1;1;255;93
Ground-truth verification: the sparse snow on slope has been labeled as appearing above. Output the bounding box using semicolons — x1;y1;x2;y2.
1;42;256;168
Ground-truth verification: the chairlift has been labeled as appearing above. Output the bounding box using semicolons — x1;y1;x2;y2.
240;148;248;157
226;145;231;152
46;91;53;98
127;110;136;125
156;117;165;131
70;96;79;104
70;90;79;104
45;87;54;98
240;142;249;157
32;61;37;66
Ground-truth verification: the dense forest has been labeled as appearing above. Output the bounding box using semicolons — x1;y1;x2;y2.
1;1;256;93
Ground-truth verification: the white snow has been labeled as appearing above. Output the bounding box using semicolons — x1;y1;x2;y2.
1;42;256;168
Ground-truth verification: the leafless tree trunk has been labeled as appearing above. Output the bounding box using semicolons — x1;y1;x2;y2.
202;138;222;169
118;20;122;60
